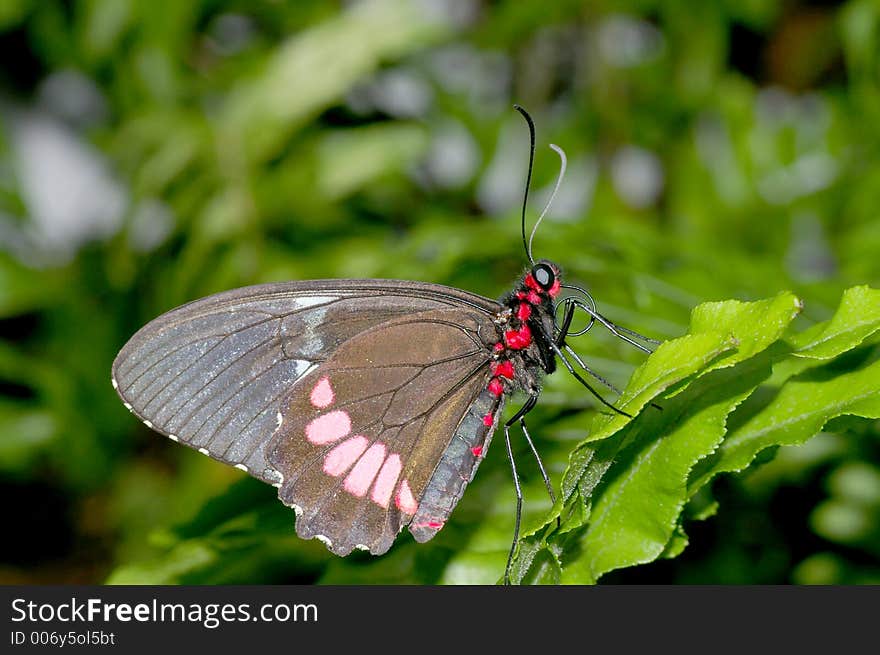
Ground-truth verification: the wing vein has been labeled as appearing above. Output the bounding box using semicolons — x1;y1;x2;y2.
150;333;276;426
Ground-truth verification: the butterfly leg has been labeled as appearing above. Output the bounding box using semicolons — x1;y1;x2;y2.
562;345;622;395
503;418;523;585
549;302;646;417
548;339;632;418
556;302;662;412
555;301;624;394
553;301;625;398
519;414;562;541
558;285;661;353
520;416;556;505
563;343;663;412
503;393;555;584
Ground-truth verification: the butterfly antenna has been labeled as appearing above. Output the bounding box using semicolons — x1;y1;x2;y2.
513;104;536;265
528;143;567;263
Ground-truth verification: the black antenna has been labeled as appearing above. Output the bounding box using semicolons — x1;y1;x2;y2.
513;104;536;265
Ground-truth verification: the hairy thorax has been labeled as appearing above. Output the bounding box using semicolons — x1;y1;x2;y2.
484;261;563;397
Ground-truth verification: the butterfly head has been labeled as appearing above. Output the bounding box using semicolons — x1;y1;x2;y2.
489;259;564;385
520;259;562;304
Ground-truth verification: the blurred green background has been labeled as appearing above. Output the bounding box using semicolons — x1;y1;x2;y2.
0;0;878;584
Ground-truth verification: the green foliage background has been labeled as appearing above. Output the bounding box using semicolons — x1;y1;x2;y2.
1;0;878;584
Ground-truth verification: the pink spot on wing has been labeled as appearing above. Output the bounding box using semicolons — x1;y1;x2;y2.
482;413;494;427
344;443;386;497
310;376;335;408
371;453;402;508
395;479;418;515
471;445;483;457
413;520;445;529
323;436;368;476
305;410;351;445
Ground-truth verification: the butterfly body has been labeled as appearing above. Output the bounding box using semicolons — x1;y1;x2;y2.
112;261;564;557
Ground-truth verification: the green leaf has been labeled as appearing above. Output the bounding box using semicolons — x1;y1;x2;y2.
789;286;880;359
0;0;29;30
690;355;880;493
106;541;218;585
0;252;65;318
662;524;689;559
559;293;799;504
317;123;428;199
564;331;735;463
106;479;331;584
770;286;880;385
0;400;56;472
689;292;804;371
559;358;772;583
222;0;450;162
516;292;802;583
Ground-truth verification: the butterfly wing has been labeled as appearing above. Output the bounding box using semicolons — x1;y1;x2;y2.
111;280;501;487
267;308;505;556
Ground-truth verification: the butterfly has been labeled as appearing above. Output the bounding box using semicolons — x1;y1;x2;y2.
111;106;658;582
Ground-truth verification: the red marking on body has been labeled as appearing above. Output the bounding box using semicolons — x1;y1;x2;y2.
305;410;351;445
309;376;335;408
396;480;418;514
482;413;494;427
323;435;368;476
493;342;505;353
516;291;528;300
488;378;504;396
527;290;542;305
344;442;386;497
524;273;541;292
504;323;532;350
371;453;402;508
471;445;483;457
517;302;532;321
492;360;515;379
548;279;561;297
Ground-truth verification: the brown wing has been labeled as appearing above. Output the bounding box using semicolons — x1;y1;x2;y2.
267;308;505;556
111;279;500;484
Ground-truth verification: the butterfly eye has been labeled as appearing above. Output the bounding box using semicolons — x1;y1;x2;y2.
532;263;555;290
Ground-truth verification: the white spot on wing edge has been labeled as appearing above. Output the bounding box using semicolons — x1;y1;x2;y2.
168;434;179;442
143;419;153;429
111;377;118;390
278;497;303;516
123;402;132;411
234;463;248;472
355;544;370;552
198;447;209;455
264;468;283;484
315;534;332;548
